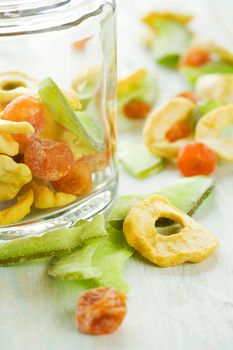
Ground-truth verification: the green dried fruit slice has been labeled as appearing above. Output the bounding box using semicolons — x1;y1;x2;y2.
38;77;105;151
181;62;233;85
151;19;191;68
107;176;214;229
119;141;164;178
0;215;106;266
49;225;134;293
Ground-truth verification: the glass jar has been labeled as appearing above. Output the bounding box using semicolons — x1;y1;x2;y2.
0;0;117;237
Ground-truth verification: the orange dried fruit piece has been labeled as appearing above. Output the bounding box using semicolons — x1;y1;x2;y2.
31;181;76;209
24;139;74;181
177;142;217;177
143;97;194;158
0;189;34;226
77;287;127;335
123;195;218;267
53;158;92;196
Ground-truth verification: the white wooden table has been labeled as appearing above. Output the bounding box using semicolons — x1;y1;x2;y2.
1;1;233;349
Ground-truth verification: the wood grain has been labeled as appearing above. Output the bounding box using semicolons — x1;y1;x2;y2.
1;0;233;349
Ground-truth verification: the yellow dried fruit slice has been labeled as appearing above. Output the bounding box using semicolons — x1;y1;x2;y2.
0;119;34;135
195;104;233;161
123;195;218;267
118;69;146;98
0;189;34;226
196;74;233;104
142;12;193;28
31;181;77;209
0;71;37;104
0;132;19;156
0;155;32;200
143;97;194;158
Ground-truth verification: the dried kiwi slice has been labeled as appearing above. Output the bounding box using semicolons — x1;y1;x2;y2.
38;77;105;151
0;215;106;266
107;176;214;229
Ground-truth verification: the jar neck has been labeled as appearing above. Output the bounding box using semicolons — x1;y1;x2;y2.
0;1;71;17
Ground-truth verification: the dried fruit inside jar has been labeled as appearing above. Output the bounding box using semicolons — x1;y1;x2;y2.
0;75;113;226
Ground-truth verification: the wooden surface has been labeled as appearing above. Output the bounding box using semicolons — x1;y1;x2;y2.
1;0;233;349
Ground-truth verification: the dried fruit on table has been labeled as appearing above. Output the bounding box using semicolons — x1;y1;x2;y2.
0;155;32;200
0;215;106;266
49;225;134;293
118;68;157;122
31;181;77;209
178;142;217;177
181;48;211;67
195;74;233;104
143;97;194;158
53;158;92;196
195;104;233;161
119;141;164;179
107;176;214;229
24;139;74;181
0;71;37;104
77;287;127;335
165;119;191;142
123;195;218;267
0;189;34;226
142;12;192;68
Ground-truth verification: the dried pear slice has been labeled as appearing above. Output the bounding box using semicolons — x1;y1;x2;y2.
123;195;218;267
0;71;37;103
143;97;194;158
195;104;233;161
196;74;233;104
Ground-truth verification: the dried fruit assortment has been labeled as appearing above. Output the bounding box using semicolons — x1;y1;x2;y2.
0;73;110;225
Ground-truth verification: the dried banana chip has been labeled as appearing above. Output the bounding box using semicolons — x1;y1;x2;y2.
195;104;233;161
143;97;194;158
0;71;37;104
123;195;218;267
0;189;34;226
196;74;233;104
0;155;32;200
31;181;77;209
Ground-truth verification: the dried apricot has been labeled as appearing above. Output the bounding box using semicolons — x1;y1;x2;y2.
123;100;151;119
166;119;191;142
53;158;92;196
181;48;211;67
81;152;108;173
2;95;45;150
177;142;217;176
24;139;73;181
77;287;127;335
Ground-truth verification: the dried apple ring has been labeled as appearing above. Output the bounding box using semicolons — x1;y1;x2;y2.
195;104;233;162
143;97;194;158
0;71;37;104
123;195;218;267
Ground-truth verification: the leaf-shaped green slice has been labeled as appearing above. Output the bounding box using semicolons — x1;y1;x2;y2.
119;141;164;178
38;77;105;151
0;215;106;266
48;226;134;293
